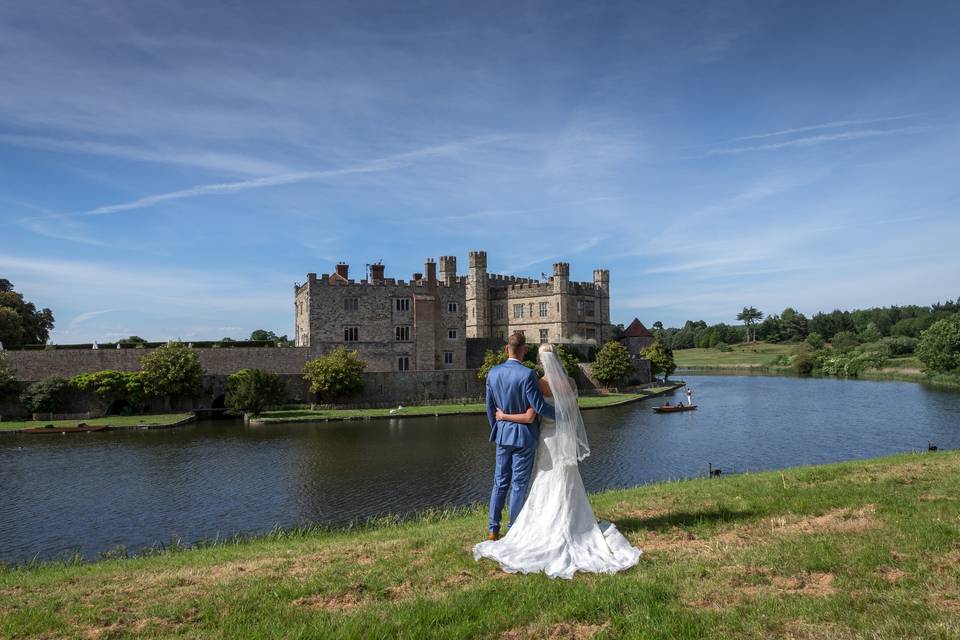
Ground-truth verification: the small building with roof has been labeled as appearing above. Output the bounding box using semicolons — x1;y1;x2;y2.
618;318;655;357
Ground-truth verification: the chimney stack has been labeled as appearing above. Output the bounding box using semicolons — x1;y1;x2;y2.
370;263;385;283
425;258;437;283
335;262;349;279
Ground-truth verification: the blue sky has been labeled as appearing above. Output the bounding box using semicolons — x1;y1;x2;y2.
1;1;958;343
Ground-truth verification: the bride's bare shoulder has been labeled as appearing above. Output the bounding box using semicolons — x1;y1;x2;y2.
538;376;552;397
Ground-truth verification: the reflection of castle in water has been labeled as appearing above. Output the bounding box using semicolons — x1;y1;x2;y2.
294;250;610;372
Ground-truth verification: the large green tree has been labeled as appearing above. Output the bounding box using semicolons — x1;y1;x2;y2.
250;329;289;344
641;340;676;381
0;353;19;399
0;279;55;347
592;341;633;385
20;376;71;414
917;315;960;373
303;347;366;403
139;342;204;398
69;371;145;413
736;306;764;342
225;369;287;417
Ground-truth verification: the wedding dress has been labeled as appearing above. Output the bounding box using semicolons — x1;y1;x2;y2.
473;349;641;579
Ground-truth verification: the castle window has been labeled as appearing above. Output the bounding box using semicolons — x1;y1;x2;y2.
395;298;410;312
495;305;505;320
539;329;549;343
443;351;454;365
396;326;411;341
586;300;595;317
539;302;548;318
448;328;458;340
513;303;524;319
344;327;359;342
496;329;505;340
398;356;410;371
344;297;359;312
447;302;459;313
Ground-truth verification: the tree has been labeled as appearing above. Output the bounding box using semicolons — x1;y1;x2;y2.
69;371;145;413
225;369;287;417
555;345;581;378
20;376;71;413
0;280;55;346
780;308;809;341
805;332;826;349
303;347;366;403
118;336;148;345
917;315;960;373
641;340;676;381
831;331;860;352
0;353;19;399
736;307;764;342
139;342;204;398
250;329;289;344
592;341;633;385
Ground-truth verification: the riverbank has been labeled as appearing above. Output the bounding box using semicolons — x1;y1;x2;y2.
251;384;683;425
2;449;957;638
0;413;194;433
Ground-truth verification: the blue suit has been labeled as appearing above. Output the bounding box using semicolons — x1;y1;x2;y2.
485;359;556;533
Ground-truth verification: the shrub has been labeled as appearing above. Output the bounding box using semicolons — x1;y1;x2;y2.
0;353;18;399
477;349;507;382
139;342;204;398
917;315;960;373
831;331;860;352
303;347;366;402
715;342;732;352
594;341;633;385
69;370;145;413
880;336;919;356
791;352;814;375
225;368;287;417
555;345;581;378
20;376;71;413
805;332;825;350
640;340;676;381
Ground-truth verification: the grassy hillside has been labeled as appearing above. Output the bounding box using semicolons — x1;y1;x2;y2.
2;450;958;638
673;343;793;369
0;413;192;433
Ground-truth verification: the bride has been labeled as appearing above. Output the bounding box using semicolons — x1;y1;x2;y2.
472;344;641;579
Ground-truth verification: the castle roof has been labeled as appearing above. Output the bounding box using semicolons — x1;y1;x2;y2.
622;318;653;338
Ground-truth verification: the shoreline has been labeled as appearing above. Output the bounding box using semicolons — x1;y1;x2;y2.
2;448;956;638
0;413;196;435
677;365;960;389
249;382;685;425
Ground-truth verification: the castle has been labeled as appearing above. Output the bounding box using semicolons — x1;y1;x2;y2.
294;251;611;372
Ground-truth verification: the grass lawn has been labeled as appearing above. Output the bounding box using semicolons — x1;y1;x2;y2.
0;413;193;433
2;450;958;638
674;343;793;369
254;387;680;424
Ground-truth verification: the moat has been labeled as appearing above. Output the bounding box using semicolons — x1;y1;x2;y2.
1;374;958;564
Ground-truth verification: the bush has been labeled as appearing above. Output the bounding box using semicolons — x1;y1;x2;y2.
880;336;919;356
917;315;960;373
139;342;204;398
715;342;732;352
20;376;71;413
593;341;633;385
555;345;581;378
0;353;18;399
831;331;860;352
225;369;287;417
303;347;366;402
477;349;507;382
640;340;676;381
791;352;815;375
805;332;825;350
69;370;145;413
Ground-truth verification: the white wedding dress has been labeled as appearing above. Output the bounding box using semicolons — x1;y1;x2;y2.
473;351;641;580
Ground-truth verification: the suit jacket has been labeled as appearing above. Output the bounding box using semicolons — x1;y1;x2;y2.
486;359;556;448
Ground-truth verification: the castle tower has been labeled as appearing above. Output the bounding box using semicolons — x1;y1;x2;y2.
594;268;611;342
439;255;457;286
466;250;490;338
552;262;570;292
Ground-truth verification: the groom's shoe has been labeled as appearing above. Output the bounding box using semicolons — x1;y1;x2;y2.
486;531;499;541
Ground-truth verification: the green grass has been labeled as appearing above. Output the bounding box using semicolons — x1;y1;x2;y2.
673;343;793;369
254;388;679;424
0;413;193;433
2;450;958;638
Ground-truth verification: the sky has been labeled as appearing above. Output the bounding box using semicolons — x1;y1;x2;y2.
1;1;958;343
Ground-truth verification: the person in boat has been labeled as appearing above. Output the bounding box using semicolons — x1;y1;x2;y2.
685;387;692;406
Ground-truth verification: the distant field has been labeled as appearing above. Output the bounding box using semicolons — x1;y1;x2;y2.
673;343;792;368
0;413;192;433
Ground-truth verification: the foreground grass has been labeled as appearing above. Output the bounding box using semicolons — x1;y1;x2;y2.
2;450;958;639
255;388;678;424
0;413;192;433
673;343;792;369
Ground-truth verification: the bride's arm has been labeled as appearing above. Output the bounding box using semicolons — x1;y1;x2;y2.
495;407;537;423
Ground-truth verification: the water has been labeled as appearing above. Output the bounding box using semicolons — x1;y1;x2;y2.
1;375;958;564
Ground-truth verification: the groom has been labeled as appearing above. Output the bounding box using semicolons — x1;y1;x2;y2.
484;332;555;540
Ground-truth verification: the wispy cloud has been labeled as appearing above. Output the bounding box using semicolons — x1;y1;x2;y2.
704;126;931;157
729;114;925;142
502;236;605;272
0;133;291;175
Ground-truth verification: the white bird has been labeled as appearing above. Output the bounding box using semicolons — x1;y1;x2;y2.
388;405;404;415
